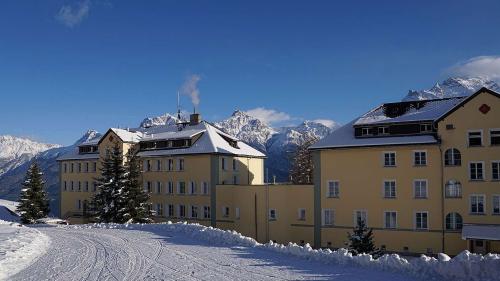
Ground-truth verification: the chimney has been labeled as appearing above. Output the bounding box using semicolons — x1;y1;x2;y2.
190;113;201;125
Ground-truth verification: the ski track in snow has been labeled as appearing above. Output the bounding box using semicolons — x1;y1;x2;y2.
11;226;419;281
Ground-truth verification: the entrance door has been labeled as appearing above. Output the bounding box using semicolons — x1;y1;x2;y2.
471;240;488;254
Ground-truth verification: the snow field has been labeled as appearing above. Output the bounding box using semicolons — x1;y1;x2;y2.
77;221;500;281
0;220;50;280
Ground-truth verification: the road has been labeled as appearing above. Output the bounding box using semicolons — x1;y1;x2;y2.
11;225;419;281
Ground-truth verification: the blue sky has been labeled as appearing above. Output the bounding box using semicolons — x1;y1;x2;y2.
2;0;500;145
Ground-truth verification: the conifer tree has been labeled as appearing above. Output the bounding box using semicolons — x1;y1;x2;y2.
91;143;127;223
289;135;318;184
17;162;50;224
117;149;152;223
347;217;381;257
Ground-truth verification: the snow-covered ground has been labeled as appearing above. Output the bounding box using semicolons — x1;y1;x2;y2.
6;222;499;281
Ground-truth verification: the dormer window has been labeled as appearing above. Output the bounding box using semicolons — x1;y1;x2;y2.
378;127;389;135
361;127;371;136
420;123;432;133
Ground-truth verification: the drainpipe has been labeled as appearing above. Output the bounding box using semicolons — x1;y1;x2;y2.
439;141;445;253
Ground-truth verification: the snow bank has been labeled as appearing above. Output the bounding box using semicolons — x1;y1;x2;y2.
75;222;500;281
0;220;50;280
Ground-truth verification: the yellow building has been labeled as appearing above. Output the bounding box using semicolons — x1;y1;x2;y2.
58;87;499;256
310;87;500;255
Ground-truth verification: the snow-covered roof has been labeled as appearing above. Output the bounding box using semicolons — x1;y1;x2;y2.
354;97;466;126
462;224;500;241
137;122;265;158
309;120;438;150
109;128;143;143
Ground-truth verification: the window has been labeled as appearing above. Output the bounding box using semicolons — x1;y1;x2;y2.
383;152;396;167
64;163;67;173
203;206;211;219
414;180;428;199
384;211;397;229
222;206;230;217
222;157;227;170
178;182;186;194
63;181;67;191
156;182;162;194
156;160;162;171
178;205;186;218
78;181;81;192
378;127;389;135
326;181;339;198
420;123;432;132
444;148;461;166
493;196;500;214
167;159;174;171
413;151;427;166
93;182;97;192
70;163;74;173
85;162;89;173
202;182;210;195
491;130;500;145
85;181;89;192
269;209;277;220
492;161;500;181
156;203;163;216
92;162;97;172
191;205;198;218
233;175;239;185
468;131;483;147
78;163;81;173
322;209;334;226
470;195;485;214
383;180;396;198
361;127;371;136
232;159;238;171
77;199;81;210
145;181;152;193
446;213;463;230
415;212;428;230
177;159;185;171
145;160;151;171
189;181;196;195
354;210;367;226
298;208;306;220
167;204;174;217
71;181;74;191
167;181;174;194
469;162;484;180
445;180;462;198
235;207;240;220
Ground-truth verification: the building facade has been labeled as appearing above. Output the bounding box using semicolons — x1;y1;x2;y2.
59;88;499;256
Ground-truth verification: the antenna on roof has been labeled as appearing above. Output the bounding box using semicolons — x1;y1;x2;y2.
177;91;181;120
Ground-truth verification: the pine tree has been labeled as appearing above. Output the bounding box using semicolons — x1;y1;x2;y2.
91;144;127;223
347;217;381;257
117;150;152;223
289;135;318;184
17;162;50;224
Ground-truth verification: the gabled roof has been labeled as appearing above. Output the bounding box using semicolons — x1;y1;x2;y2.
97;128;143;145
310;87;500;150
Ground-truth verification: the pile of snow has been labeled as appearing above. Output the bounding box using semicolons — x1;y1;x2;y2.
0;199;19;223
0;220;50;280
75;222;500;281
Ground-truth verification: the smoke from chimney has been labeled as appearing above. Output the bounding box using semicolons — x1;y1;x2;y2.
180;74;201;111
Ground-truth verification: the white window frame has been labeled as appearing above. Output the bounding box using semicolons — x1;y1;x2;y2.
297;208;306;221
221;157;227;170
189;181;196;195
492;161;500;181
383;180;396;198
177;158;185;171
414;211;429;230
167;204;174;217
383;211;397;229
326;180;339;198
353;210;368;227
383;151;396;167
202;182;210;195
190;205;198;218
222;206;229;217
469;161;485;181
178;204;186;218
489;128;500;146
467;129;483;147
232;158;238;171
413;179;428;199
235;207;240;220
413;150;427;166
470;194;486;214
177;181;186;194
156;203;163;216
203;206;211;219
322;209;334;226
492;195;500;215
378;126;389;135
167;159;174;171
156;182;162;194
361;127;372;136
167;181;174;194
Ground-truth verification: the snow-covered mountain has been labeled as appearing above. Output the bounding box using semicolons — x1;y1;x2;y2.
0;130;101;216
403;77;500;101
140;113;180;128
0;136;60;176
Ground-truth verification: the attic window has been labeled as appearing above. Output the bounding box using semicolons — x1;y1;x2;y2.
218;133;239;149
382;100;429;118
378;127;389;135
420;123;433;133
79;145;98;154
361;127;372;136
